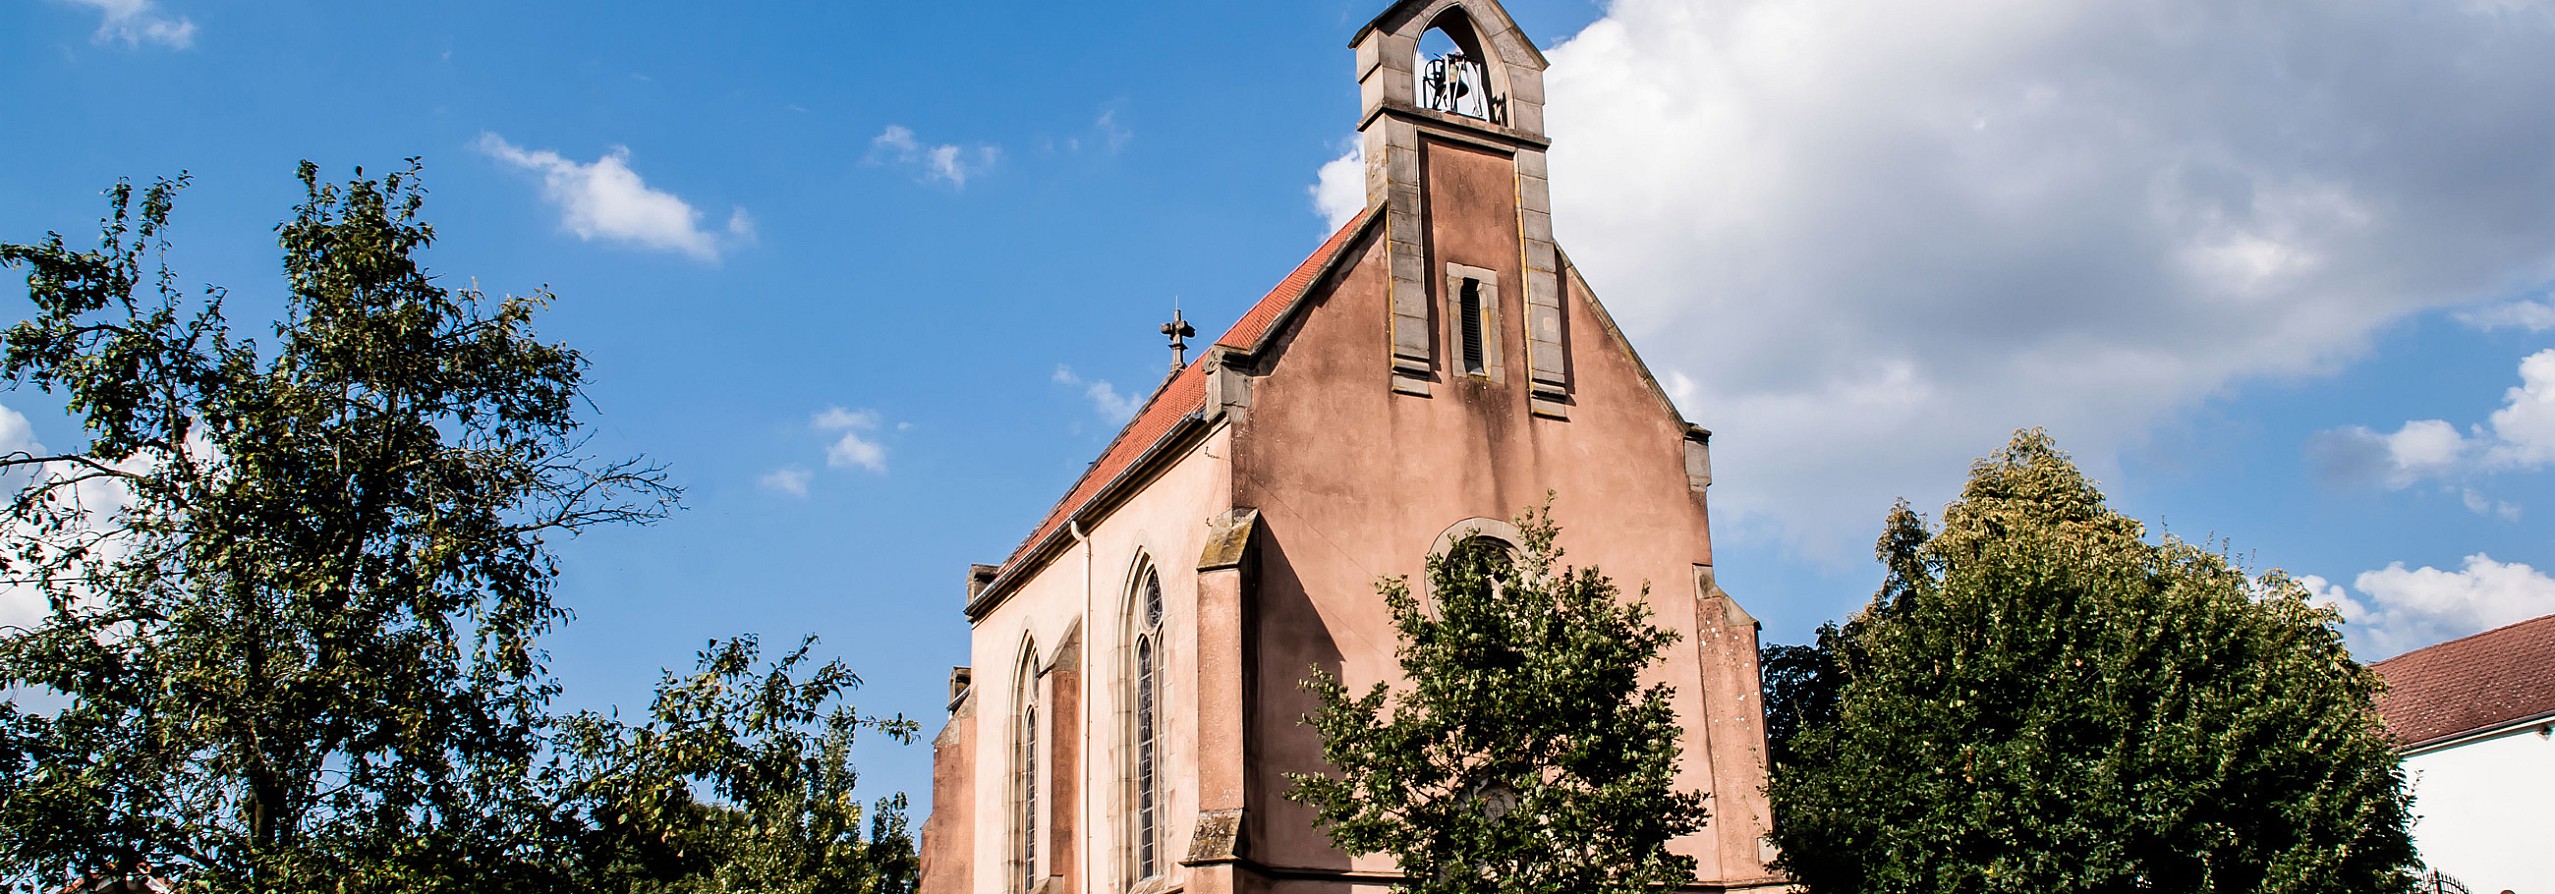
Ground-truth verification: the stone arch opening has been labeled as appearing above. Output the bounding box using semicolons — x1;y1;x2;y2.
1413;7;1507;123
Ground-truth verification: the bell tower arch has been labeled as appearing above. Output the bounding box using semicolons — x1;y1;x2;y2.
1348;0;1568;416
1351;0;1548;135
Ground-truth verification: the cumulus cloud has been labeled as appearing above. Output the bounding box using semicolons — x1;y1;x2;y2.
867;125;999;188
1052;365;1144;422
1312;142;1367;231
759;466;812;498
61;0;194;49
2311;348;2555;495
475;134;749;262
2485;349;2555;468
1317;0;2555;558
2305;554;2555;658
814;407;887;473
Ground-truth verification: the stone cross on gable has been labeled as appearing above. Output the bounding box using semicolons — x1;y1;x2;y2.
1162;306;1197;371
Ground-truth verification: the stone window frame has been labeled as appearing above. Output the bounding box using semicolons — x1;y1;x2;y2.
1443;263;1503;382
1121;556;1170;890
1418;516;1524;611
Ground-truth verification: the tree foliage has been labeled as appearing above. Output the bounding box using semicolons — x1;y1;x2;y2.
1765;430;2418;894
1758;621;1845;772
1289;504;1708;894
0;167;916;894
558;635;921;894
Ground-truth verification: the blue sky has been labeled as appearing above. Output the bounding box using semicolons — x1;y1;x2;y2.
7;0;2555;816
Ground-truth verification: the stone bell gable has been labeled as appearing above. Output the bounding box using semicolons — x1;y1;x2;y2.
918;2;1786;892
1349;0;1566;413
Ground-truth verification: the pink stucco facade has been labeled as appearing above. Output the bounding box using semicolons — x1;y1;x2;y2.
918;2;1785;892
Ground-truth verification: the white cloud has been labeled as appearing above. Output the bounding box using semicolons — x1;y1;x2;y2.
2456;297;2555;333
61;0;194;49
1052;365;1143;422
2310;418;2475;490
1054;109;1132;154
475;133;748;262
1312;142;1366;231
814;407;887;473
1091;109;1133;154
0;402;159;633
759;466;812;498
2460;487;2520;521
1325;0;2555;559
2312;348;2555;493
2305;554;2555;658
763;409;890;489
867;125;999;188
1664;370;1699;411
2483;348;2555;468
0;404;37;460
0;404;46;631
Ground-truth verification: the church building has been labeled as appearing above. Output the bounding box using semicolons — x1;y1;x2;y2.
918;1;1784;891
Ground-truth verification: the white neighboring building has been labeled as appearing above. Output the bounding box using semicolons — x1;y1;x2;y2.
2372;613;2555;893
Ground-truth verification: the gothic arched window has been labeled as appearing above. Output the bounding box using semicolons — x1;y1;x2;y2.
1014;647;1041;893
1127;564;1168;884
1421;517;1529;610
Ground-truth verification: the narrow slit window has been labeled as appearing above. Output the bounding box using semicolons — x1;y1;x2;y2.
1459;277;1486;376
1442;264;1500;382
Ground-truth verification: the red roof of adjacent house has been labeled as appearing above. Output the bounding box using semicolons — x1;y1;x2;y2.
983;210;1379;596
2370;612;2555;749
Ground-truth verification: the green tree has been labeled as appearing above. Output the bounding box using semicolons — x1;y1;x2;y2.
1766;430;2417;894
0;167;922;894
558;635;920;894
1758;622;1843;772
1760;503;1926;772
1288;504;1708;894
0;164;675;891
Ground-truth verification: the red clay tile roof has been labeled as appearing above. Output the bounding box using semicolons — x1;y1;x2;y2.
2370;612;2555;749
982;210;1380;599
